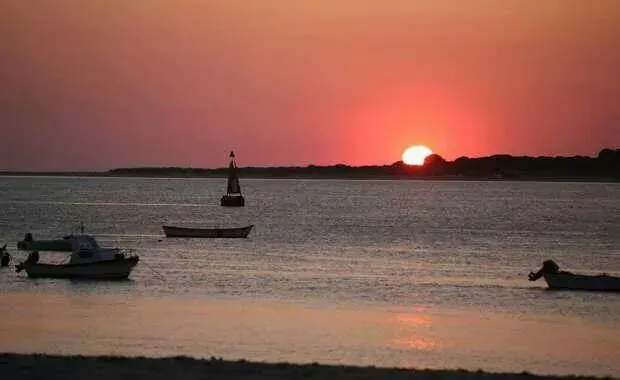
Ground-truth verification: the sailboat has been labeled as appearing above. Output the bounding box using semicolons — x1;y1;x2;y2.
221;151;245;207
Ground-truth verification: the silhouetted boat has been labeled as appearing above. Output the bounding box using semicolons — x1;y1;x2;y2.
162;225;254;238
221;151;245;207
17;224;86;252
17;234;74;252
528;260;620;291
15;234;139;279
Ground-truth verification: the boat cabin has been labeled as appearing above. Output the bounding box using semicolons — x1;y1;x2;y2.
69;235;121;264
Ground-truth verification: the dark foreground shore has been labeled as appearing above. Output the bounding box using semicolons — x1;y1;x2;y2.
0;354;615;380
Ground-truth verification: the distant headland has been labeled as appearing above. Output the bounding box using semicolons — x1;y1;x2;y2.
1;148;619;181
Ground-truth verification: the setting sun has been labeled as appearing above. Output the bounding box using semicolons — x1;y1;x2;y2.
402;145;433;166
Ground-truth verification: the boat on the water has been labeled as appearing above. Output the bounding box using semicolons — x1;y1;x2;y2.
15;234;139;279
162;225;254;238
528;260;620;291
17;224;88;252
17;232;74;251
221;151;245;207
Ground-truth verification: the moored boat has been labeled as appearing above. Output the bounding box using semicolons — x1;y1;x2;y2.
17;237;74;252
17;224;87;251
528;260;620;291
16;234;139;279
162;225;254;238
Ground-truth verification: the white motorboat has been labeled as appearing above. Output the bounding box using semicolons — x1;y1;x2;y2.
16;234;139;280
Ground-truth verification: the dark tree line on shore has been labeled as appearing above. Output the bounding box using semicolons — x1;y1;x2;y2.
106;148;620;180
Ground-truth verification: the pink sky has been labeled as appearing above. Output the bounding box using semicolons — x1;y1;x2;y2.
1;0;619;171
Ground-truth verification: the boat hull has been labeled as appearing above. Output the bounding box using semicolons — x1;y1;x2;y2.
17;239;74;251
162;225;253;238
21;257;139;279
544;273;620;291
221;195;245;207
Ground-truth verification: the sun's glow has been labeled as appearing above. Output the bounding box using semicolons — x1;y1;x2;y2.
402;145;433;165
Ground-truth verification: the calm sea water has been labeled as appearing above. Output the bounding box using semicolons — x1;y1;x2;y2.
0;176;619;376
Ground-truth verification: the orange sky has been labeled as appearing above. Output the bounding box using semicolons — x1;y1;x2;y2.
1;0;619;170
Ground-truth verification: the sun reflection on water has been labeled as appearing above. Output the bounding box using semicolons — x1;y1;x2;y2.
396;314;432;326
393;310;439;350
397;337;438;350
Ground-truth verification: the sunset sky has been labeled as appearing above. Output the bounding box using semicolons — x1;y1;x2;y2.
1;0;619;171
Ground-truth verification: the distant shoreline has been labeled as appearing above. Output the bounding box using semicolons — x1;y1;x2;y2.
1;149;618;182
0;171;617;183
0;353;614;380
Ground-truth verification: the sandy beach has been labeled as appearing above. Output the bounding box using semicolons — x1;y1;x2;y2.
1;354;615;380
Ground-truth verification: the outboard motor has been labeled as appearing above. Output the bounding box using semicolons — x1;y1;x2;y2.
16;251;39;273
0;244;10;267
528;260;560;281
542;260;560;274
27;251;40;264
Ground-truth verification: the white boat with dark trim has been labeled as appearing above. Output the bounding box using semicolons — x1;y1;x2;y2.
528;260;620;291
162;224;254;238
16;234;139;279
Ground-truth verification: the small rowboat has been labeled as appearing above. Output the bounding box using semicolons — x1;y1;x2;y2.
162;225;254;238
